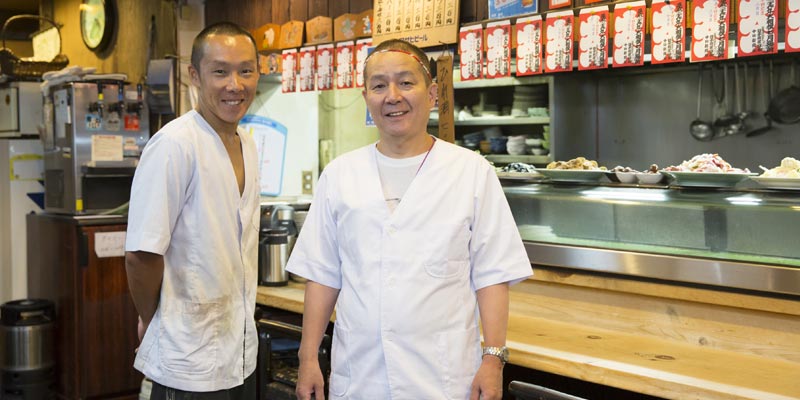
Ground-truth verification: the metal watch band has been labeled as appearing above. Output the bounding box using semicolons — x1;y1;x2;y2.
482;346;509;364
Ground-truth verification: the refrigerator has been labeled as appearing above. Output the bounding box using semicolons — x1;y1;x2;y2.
0;139;45;304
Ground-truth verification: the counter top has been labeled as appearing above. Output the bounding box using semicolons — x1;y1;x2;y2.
257;273;800;400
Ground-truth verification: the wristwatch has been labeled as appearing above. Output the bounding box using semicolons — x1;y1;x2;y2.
482;346;509;364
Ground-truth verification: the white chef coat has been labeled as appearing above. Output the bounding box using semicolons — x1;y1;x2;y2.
286;139;532;400
125;110;260;391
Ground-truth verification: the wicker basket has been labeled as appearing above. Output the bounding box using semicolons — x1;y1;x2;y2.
0;14;69;79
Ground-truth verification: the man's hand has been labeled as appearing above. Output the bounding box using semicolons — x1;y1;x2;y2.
137;316;149;343
295;358;325;400
469;355;504;400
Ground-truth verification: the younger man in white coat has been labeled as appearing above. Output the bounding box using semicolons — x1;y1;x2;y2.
289;39;532;400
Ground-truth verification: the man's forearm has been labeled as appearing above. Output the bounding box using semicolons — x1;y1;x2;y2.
477;283;510;348
125;251;165;324
298;281;339;362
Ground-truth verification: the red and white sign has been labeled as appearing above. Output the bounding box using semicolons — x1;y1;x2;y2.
459;25;483;80
281;49;297;93
298;46;315;92
612;1;646;68
316;44;334;91
545;10;574;73
651;0;686;64
355;38;372;87
515;15;543;76
485;20;511;78
691;0;730;62
550;0;572;9
738;0;778;56
336;41;355;89
578;6;609;70
788;0;800;52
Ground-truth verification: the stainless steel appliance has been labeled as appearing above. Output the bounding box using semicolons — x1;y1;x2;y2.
43;81;149;214
259;227;289;286
0;299;55;399
0;82;42;138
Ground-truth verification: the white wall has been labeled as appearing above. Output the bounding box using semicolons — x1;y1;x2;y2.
249;81;319;199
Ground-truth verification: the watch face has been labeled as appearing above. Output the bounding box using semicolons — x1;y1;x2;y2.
80;0;107;50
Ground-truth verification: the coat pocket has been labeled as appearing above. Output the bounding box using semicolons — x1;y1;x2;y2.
424;259;469;279
159;300;220;375
329;326;351;397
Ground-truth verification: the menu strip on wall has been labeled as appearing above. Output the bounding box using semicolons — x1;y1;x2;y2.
355;38;373;87
336;41;355;89
515;15;543;76
788;0;800;52
373;0;459;47
691;0;730;61
737;0;778;56
578;6;609;71
651;0;686;64
316;44;334;91
485;20;512;78
281;49;297;93
612;1;646;68
459;25;483;80
299;46;316;92
545;10;575;73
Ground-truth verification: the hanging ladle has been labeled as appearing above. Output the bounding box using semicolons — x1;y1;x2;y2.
690;65;714;141
747;60;775;137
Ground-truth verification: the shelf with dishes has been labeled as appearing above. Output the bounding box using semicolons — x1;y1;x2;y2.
428;116;550;126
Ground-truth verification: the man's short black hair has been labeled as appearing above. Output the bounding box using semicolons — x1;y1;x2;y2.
191;22;258;71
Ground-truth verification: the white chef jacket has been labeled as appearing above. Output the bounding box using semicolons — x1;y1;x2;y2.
125;110;260;391
286;139;532;400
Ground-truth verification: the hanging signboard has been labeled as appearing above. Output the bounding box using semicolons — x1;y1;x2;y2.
336;41;355;89
545;10;575;73
612;1;646;68
515;15;543;76
459;25;483;80
281;49;297;93
789;0;800;52
316;44;334;91
373;0;459;47
651;0;686;64
737;0;778;56
691;0;730;62
578;6;609;71
355;38;373;87
298;46;316;92
485;20;511;78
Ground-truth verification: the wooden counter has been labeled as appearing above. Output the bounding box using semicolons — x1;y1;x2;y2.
257;270;800;400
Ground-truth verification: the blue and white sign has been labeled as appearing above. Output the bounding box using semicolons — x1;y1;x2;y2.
240;114;288;196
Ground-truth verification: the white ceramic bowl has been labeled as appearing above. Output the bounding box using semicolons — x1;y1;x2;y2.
615;172;638;184
636;172;665;185
529;148;548;156
525;138;542;147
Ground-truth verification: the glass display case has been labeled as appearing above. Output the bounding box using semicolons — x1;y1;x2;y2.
503;182;800;296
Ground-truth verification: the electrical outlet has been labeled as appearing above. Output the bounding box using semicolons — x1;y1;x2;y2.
302;170;313;195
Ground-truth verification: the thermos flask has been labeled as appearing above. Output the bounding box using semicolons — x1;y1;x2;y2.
258;226;289;286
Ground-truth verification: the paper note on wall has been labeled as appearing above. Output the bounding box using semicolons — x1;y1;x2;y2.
240;115;288;196
95;231;127;258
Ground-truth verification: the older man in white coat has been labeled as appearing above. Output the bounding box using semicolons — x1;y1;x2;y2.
288;39;532;400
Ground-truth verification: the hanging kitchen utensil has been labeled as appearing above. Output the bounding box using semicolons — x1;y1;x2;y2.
746;60;775;137
713;63;740;137
690;65;714;141
740;62;759;128
766;59;800;124
729;62;747;134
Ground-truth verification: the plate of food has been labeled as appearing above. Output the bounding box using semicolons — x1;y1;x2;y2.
535;168;607;182
750;176;800;190
661;171;756;187
751;157;800;190
538;157;607;182
496;171;543;181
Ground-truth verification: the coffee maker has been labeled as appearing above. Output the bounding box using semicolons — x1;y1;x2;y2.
43;80;149;214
